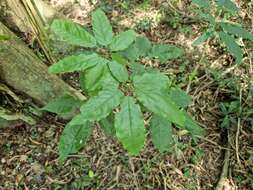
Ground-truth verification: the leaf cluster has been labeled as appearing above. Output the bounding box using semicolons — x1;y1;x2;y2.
192;0;253;64
44;9;204;161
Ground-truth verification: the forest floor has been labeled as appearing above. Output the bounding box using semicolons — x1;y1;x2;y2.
1;0;253;189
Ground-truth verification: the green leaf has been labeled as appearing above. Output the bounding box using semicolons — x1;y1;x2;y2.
115;96;145;155
102;73;120;89
130;63;160;79
192;0;210;8
218;32;243;64
130;62;147;77
99;113;115;136
119;44;139;61
221;115;230;128
194;10;215;23
216;0;238;12
109;30;136;51
134;71;169;90
111;53;128;65
133;73;185;126
51;19;96;47
48;53;108;74
0;35;10;41
192;28;214;46
80;63;109;95
184;113;205;137
108;61;129;82
80;86;124;121
219;22;253;41
59;115;93;161
120;36;152;61
149;44;184;62
92;9;113;46
134;36;152;56
168;88;192;108
250;178;253;189
150;115;173;152
79;71;87;92
228;101;240;113
42;94;81;116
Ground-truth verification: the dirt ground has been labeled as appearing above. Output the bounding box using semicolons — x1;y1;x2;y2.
1;0;253;189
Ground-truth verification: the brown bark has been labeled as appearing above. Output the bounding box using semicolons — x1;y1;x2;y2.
0;0;62;64
0;0;60;33
0;21;86;106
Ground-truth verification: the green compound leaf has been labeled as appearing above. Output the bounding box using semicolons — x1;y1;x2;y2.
51;19;96;48
150;115;173;152
133;73;185;126
80;86;124;121
192;28;215;46
168;88;192;108
92;9;113;46
192;0;210;8
108;61;129;82
115;96;145;155
59;114;93;161
42;94;82;116
149;44;184;63
109;30;136;51
216;0;238;12
219;22;253;41
48;53;108;74
218;32;243;64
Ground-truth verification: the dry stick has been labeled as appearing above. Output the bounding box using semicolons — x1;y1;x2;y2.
166;1;186;16
215;133;231;190
186;33;213;94
235;88;242;168
186;51;206;94
215;146;230;190
20;0;56;64
129;158;140;190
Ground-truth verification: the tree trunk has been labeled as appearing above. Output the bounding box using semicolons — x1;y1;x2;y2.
0;0;62;64
0;21;86;106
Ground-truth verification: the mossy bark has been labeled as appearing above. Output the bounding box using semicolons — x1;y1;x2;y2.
0;22;85;106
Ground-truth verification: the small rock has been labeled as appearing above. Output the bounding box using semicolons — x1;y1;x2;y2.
1;158;6;163
31;163;44;174
20;155;28;162
44;128;55;138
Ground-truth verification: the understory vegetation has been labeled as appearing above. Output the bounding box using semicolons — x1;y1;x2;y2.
0;0;253;189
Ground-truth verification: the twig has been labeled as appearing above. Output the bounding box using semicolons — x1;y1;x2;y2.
198;136;231;151
20;0;56;64
235;88;242;168
129;158;140;190
215;133;230;190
